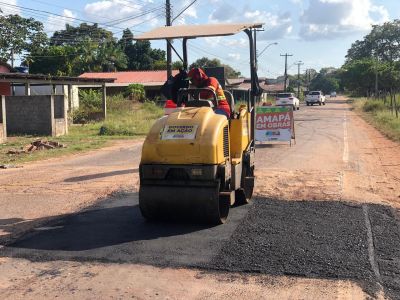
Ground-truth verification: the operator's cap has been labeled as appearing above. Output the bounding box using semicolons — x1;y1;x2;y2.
187;67;208;82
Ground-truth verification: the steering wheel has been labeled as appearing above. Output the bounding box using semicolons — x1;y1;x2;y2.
177;88;218;108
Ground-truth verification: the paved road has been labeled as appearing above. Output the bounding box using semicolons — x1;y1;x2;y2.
1;98;400;299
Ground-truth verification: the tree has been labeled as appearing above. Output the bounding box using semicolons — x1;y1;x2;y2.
29;38;127;75
189;57;241;78
189;57;221;69
310;74;339;94
75;38;98;73
0;14;47;65
345;20;400;64
342;20;400;95
341;58;375;95
28;45;77;76
118;28;134;49
124;40;166;70
96;42;127;72
153;60;167;70
172;60;184;70
303;67;341;94
50;23;114;46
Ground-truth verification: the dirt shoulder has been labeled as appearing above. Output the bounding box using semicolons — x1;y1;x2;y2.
0;259;368;300
0;139;142;245
255;96;400;209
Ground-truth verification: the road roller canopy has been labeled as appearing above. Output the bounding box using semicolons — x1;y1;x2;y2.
135;22;265;145
134;23;263;40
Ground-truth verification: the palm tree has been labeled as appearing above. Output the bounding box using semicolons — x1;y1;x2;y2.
97;42;127;72
77;38;98;72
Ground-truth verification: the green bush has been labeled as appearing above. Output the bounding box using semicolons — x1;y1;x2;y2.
124;84;145;101
373;110;400;141
79;89;103;110
142;100;162;114
353;97;400;142
107;94;131;111
98;101;163;136
72;108;90;124
362;99;387;112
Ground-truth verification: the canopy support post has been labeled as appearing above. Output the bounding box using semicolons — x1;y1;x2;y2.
183;38;188;70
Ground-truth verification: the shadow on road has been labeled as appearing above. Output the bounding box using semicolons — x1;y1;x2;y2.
0;218;25;226
6;204;214;251
64;168;138;182
255;143;290;149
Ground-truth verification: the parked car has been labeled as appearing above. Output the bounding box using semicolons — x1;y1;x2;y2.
330;91;337;97
306;91;326;106
275;92;300;110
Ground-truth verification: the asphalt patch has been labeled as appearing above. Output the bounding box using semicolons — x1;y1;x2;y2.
0;192;250;267
210;199;372;278
208;198;399;299
368;204;400;300
1;195;400;299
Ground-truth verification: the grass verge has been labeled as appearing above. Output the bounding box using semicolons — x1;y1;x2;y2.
352;98;400;142
0;99;164;165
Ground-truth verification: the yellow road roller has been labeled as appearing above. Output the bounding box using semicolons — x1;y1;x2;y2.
135;23;264;224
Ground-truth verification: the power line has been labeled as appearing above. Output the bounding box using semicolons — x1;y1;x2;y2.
102;5;165;26
0;1;133;31
172;0;197;23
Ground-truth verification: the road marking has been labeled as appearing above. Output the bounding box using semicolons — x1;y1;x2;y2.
362;205;381;282
339;171;344;200
343;113;349;164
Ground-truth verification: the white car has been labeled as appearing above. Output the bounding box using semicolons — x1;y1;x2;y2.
275;92;300;110
306;91;326;106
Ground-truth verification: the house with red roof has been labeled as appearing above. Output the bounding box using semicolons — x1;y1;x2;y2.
0;61;13;96
79;70;179;99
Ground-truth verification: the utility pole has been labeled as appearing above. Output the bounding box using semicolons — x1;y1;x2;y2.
374;58;378;98
10;48;14;68
306;69;308;91
280;53;293;92
295;61;304;98
166;0;172;79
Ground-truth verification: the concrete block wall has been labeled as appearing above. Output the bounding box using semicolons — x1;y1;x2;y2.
5;95;68;137
0;96;6;142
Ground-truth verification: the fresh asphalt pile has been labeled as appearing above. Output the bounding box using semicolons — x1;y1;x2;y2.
209;198;400;299
367;204;400;299
1;194;399;299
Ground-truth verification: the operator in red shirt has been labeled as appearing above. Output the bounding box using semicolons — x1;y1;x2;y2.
187;67;231;118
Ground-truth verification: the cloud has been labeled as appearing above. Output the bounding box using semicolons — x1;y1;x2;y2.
0;0;21;15
208;2;292;41
83;0;164;30
225;38;248;48
228;53;241;60
45;9;77;32
258;12;293;40
299;0;390;40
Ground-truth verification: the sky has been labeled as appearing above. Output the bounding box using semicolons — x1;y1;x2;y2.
1;0;400;77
